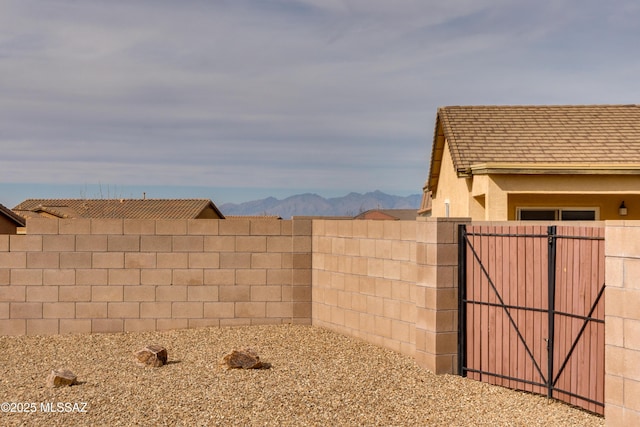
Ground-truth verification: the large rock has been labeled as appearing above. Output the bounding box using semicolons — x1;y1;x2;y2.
221;348;270;369
47;369;77;388
134;345;168;367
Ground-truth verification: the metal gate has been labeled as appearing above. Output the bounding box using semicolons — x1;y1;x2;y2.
458;224;605;415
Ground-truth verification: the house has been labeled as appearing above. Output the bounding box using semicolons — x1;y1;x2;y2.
420;105;640;221
353;209;417;220
0;203;26;234
13;199;225;220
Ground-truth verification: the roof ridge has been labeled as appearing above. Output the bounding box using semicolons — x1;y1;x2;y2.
440;104;640;108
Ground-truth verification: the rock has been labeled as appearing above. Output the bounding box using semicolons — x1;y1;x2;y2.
221;348;270;369
135;345;168;367
47;369;77;388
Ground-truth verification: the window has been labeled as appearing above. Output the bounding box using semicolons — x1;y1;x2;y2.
519;210;556;220
560;210;596;221
517;208;598;221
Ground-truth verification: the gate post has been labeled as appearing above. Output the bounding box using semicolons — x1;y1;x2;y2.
547;225;557;399
458;224;467;377
415;217;471;374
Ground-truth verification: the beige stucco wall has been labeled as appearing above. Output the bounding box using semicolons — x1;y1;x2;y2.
430;139;471;218
430;147;640;221
508;193;640;220
0;218;18;235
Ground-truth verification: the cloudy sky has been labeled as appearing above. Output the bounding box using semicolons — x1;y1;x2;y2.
1;0;639;207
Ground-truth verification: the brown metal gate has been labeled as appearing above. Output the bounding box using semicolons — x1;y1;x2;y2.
458;224;605;415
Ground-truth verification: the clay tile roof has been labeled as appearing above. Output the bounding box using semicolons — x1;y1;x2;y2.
225;215;283;220
354;209;418;220
437;104;640;170
12;199;224;219
427;105;640;193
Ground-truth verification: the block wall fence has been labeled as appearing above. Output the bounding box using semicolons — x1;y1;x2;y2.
1;215;638;426
0;217;313;335
604;221;640;426
311;217;463;374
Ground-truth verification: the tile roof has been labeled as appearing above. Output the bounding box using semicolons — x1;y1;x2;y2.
427;104;640;194
13;199;224;220
436;104;640;171
225;215;283;220
354;209;418;220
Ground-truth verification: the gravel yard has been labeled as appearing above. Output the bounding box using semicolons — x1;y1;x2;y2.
0;324;604;426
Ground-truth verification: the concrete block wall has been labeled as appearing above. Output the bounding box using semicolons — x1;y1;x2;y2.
414;217;467;374
0;218;311;335
311;219;418;356
604;221;640;426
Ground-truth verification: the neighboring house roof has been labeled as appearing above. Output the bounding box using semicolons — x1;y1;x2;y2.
226;215;283;220
354;209;417;220
13;199;225;219
428;104;640;194
0;203;26;226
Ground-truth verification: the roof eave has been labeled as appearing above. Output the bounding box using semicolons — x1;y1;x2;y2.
468;163;640;175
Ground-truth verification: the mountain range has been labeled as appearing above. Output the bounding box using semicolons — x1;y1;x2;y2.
219;191;422;219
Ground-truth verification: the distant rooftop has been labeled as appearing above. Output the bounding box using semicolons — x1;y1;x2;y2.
353;209;418;220
13;199;224;220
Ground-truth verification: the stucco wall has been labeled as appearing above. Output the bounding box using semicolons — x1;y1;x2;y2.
431;139;471;218
0;217;18;235
430;152;640;221
508;193;640;221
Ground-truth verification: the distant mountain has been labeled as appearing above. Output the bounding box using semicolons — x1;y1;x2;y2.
219;191;422;219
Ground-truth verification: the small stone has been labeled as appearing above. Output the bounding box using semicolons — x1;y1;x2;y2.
47;369;77;388
221;348;270;369
135;345;168;367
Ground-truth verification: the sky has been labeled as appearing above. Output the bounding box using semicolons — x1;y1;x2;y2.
1;0;639;208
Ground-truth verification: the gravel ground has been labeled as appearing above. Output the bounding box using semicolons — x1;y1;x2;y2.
0;324;604;426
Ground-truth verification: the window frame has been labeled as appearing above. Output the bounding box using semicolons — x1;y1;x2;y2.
516;207;600;221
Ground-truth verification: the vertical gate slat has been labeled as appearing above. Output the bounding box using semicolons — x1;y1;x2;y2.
583;227;594;412
491;227;502;386
596;227;605;414
524;225;534;392
490;227;499;386
516;226;525;389
471;227;481;381
480;226;490;382
533;227;548;394
501;226;511;389
589;227;599;414
555;232;569;402
591;227;600;414
570;233;580;408
509;225;519;390
571;229;588;405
